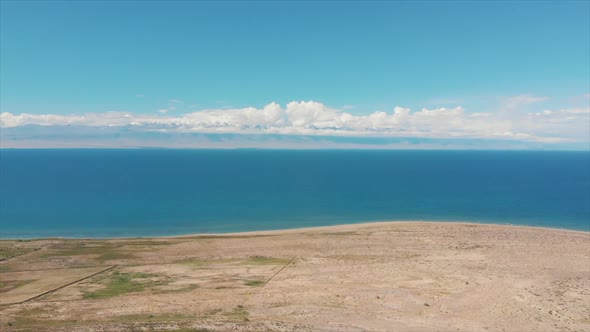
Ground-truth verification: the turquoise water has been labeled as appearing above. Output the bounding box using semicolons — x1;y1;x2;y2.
0;149;588;238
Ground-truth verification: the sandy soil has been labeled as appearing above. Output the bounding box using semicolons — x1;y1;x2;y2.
0;221;589;331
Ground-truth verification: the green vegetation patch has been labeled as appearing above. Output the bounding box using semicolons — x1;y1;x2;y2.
0;246;39;260
244;256;291;265
95;252;137;262
175;257;212;267
6;305;82;330
83;271;165;299
0;264;14;272
320;231;357;236
177;256;291;267
243;279;265;287
175;257;246;267
46;242;116;255
113;313;192;323
121;240;174;246
154;283;200;294
42;242;137;262
0;279;36;292
223;305;249;322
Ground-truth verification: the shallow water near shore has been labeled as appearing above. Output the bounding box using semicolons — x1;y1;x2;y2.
1;149;589;238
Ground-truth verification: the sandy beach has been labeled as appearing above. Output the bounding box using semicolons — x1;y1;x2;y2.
0;221;589;331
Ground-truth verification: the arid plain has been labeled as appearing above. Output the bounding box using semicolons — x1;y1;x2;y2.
0;222;589;332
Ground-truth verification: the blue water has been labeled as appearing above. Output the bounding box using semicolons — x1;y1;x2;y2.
0;149;588;238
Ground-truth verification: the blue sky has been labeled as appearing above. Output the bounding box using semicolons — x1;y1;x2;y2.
1;1;589;149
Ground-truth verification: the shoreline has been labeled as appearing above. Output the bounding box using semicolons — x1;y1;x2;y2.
171;220;590;239
2;220;588;241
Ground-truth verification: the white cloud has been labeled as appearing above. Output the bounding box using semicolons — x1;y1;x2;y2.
561;108;590;115
1;101;588;143
502;94;549;110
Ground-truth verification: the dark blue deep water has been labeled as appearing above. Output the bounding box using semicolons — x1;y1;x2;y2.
1;149;588;238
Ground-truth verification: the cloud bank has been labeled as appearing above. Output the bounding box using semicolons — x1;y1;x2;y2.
1;100;589;148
